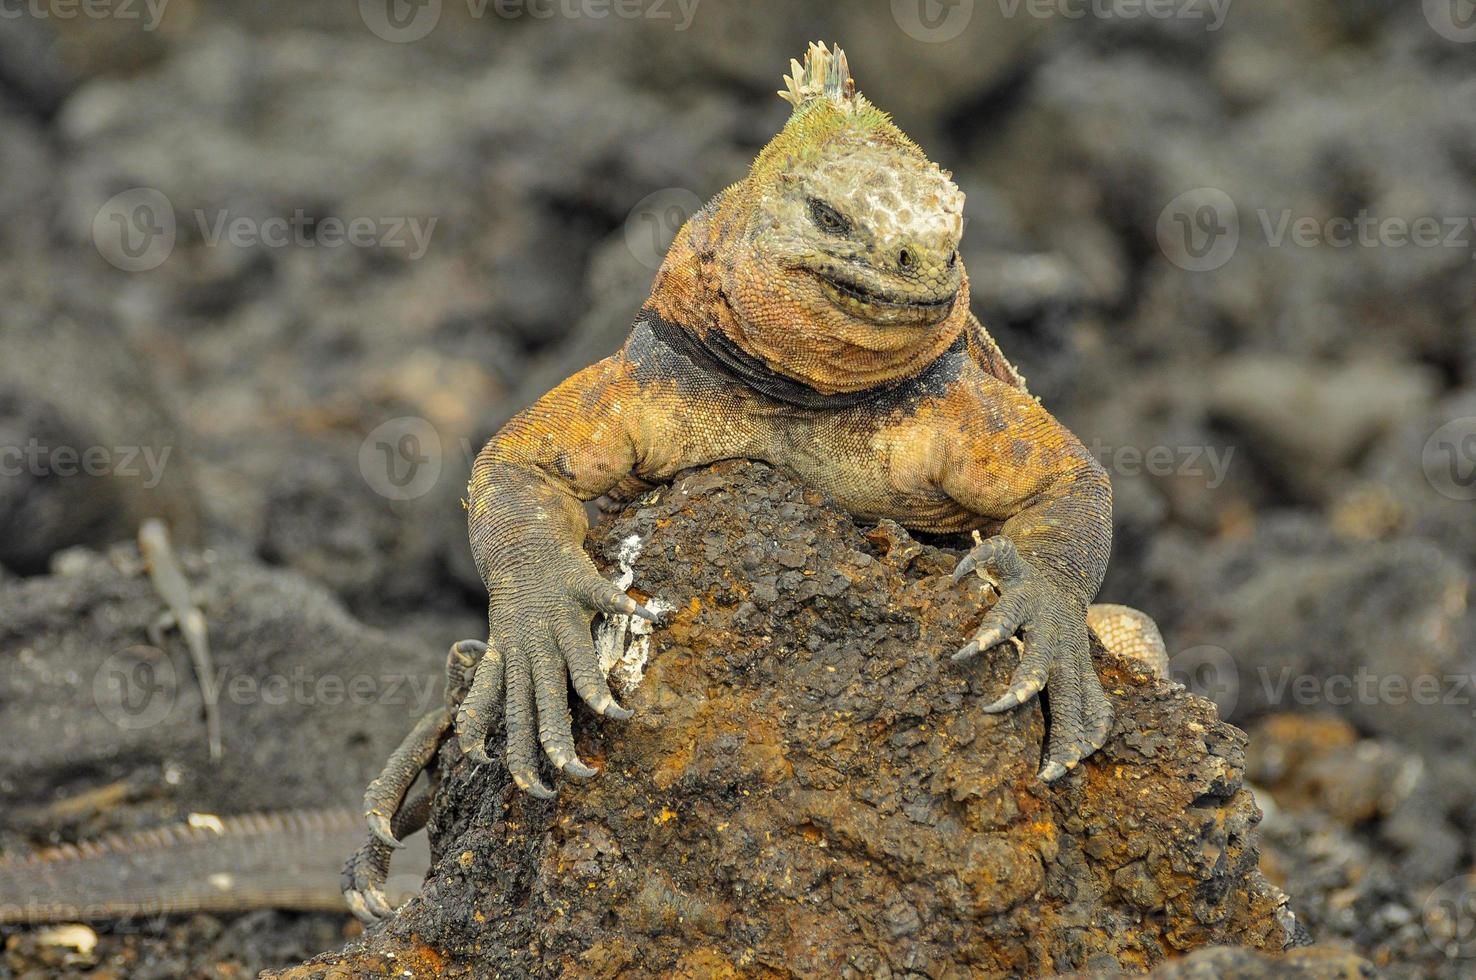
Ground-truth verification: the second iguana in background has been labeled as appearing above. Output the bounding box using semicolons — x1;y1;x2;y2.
347;41;1167;916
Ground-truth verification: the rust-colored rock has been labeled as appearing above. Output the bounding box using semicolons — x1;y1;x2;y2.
279;460;1301;977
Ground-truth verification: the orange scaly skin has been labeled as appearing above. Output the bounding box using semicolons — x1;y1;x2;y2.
349;46;1149;916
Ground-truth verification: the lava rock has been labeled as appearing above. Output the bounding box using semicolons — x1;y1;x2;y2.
0;316;203;574
0;541;445;827
277;460;1298;977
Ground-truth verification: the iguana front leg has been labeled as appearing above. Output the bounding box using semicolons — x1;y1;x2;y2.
343;789;435;923
361;638;483;847
937;372;1116;782
343;638;485;921
456;349;742;797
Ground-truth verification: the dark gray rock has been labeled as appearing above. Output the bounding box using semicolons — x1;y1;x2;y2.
0;542;443;824
278;461;1296;978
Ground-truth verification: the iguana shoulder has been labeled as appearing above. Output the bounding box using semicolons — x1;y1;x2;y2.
964;311;1030;393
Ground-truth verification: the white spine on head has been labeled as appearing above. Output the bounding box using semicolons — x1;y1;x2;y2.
777;41;857;113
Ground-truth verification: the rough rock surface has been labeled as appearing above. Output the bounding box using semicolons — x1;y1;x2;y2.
0;543;445;830
0;542;447;977
0;317;202;575
0;4;1472;976
279;461;1299;977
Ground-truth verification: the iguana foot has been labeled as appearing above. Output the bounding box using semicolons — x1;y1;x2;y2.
457;565;652;798
442;638;485;705
343;640;488;921
453;640;506;766
950;535;1114;782
342;791;433;924
363;708;449;848
361;639;485;847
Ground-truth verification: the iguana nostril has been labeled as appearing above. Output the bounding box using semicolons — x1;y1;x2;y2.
947;250;958;269
898;247;914;269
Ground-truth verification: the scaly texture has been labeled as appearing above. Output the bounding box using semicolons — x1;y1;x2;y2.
0;809;427;924
353;41;1167;905
288;461;1300;978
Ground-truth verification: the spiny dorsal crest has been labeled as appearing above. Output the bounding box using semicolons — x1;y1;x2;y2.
778;41;857;113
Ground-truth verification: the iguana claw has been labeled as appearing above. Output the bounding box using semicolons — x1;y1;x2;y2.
453;564;642;798
367;813;401;849
951;534;1114;783
342;641;488;921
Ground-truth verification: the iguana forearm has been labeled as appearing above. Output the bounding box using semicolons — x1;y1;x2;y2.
463;360;665;795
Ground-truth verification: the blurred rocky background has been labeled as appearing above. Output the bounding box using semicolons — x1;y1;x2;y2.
0;0;1473;976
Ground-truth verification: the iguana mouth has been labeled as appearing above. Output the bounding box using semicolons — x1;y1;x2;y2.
810;269;957;325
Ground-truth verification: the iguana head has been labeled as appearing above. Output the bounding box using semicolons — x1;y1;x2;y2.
654;42;969;395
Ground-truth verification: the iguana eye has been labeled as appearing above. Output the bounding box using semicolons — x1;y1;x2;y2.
808;198;850;234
